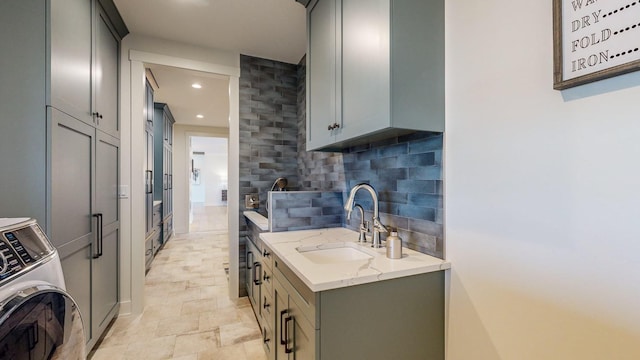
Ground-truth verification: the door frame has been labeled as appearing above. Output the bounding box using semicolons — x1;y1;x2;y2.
123;49;240;315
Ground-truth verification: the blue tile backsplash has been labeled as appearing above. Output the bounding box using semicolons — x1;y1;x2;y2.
269;191;344;232
239;55;445;294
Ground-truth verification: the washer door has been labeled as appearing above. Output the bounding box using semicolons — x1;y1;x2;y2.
0;285;85;360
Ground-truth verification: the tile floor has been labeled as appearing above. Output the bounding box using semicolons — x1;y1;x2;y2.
189;205;228;233
89;210;265;359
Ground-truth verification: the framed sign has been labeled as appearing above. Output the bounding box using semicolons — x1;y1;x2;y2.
553;0;640;89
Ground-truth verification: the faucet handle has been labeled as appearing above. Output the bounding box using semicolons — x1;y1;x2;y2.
358;221;369;242
373;218;389;234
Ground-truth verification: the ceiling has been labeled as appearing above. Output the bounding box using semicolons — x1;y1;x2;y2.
115;0;306;129
147;64;231;127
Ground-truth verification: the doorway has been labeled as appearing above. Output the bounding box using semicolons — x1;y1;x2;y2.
123;49;240;316
189;136;229;233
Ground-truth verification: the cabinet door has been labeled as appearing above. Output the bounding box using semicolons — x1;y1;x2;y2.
50;108;94;342
307;0;338;151
146;130;154;235
291;316;316;360
246;240;255;301
50;0;92;124
145;81;154;127
94;5;120;138
93;131;120;337
341;0;390;140
273;279;290;360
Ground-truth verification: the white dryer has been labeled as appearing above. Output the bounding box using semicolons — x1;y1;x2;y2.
0;218;85;360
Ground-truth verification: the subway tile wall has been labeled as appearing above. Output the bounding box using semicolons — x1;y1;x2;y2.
238;55;300;295
239;54;445;296
269;191;344;232
342;133;444;257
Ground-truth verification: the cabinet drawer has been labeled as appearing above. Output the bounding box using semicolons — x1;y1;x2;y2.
145;238;153;271
262;244;274;271
152;205;162;226
152;228;162;254
261;288;275;331
262;263;274;296
262;322;275;360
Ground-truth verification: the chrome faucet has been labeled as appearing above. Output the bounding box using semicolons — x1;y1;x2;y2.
344;183;388;248
353;204;368;243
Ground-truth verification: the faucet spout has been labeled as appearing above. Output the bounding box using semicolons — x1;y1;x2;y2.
344;183;388;248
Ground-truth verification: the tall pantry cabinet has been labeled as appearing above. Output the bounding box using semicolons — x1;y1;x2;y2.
0;0;128;351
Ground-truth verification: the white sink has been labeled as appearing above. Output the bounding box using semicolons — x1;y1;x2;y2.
297;245;373;264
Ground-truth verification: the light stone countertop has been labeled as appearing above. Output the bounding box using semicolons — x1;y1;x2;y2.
243;211;269;231
260;227;451;292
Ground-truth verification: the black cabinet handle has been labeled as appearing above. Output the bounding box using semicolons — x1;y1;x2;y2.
253;263;262;286
263;296;270;310
263;327;270;345
263;249;270;258
284;315;293;354
263;271;270;282
327;122;341;130
280;310;288;346
93;213;103;259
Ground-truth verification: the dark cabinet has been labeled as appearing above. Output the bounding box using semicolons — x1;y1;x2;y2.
154;103;175;244
145;80;155;238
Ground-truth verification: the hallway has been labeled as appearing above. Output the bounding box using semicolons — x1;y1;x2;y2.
90;223;263;359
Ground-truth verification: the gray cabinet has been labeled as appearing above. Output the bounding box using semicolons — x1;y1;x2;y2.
154;103;175;244
273;274;316;360
245;238;262;311
306;0;445;151
307;0;338;150
263;243;445;360
0;0;127;351
145;80;155;238
51;108;121;348
94;5;121;138
50;0;93;124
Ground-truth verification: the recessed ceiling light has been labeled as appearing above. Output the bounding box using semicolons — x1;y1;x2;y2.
192;83;202;89
196;114;204;119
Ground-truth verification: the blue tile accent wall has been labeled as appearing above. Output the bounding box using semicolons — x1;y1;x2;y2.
269;191;344;232
342;133;444;258
239;55;300;295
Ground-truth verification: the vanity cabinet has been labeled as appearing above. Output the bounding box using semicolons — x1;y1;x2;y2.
245;237;262;312
264;243;445;360
305;0;445;151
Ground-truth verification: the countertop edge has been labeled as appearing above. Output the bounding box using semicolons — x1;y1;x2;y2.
260;227;451;293
243;211;269;231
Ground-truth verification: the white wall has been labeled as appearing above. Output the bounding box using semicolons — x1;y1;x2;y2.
445;1;640;359
174;125;229;234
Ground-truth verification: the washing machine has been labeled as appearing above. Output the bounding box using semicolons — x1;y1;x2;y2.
0;218;85;360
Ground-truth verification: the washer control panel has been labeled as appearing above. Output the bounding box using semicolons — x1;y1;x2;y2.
0;219;55;282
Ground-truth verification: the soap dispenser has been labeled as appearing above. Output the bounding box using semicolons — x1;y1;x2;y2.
386;229;403;259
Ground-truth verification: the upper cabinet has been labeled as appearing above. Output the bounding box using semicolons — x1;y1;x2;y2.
50;0;127;138
305;0;445;151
